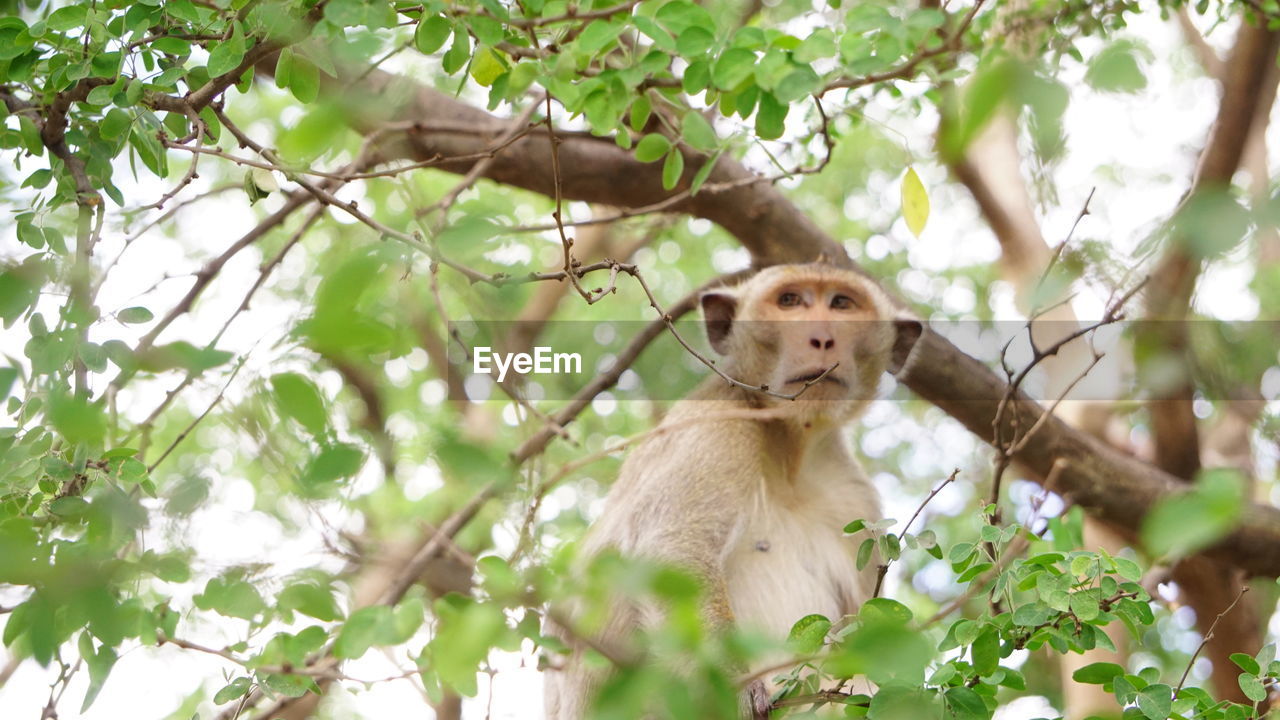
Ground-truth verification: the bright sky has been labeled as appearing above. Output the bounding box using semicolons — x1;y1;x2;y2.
1;6;1277;720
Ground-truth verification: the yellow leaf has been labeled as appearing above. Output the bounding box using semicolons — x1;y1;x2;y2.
470;47;506;87
901;167;929;237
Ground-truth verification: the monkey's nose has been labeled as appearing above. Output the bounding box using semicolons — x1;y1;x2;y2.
809;337;834;350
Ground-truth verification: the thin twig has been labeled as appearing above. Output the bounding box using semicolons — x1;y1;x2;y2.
147;357;246;472
872;469;961;598
1175;585;1251;697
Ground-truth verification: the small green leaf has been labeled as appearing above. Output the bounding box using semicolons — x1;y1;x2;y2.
117;306;153;324
662;149;684;190
629;96;652;132
713;48;756;90
1085;41;1148;93
634;133;670;162
861;598;912;624
971;627;998;676
213;677;252;705
856;537;875;570
415;16;452;54
470;47;506;87
843;519;866;534
279;583;342;622
787;613;831;654
206;32;246;77
1230;652;1260;675
1135;684;1172;720
1239;673;1266;702
270;372;328;437
901;167;929;237
680;112;717;151
754;92;787;140
287;57;319;104
944;685;990;720
676;26;716;56
335;606;394;659
1141;469;1245;559
1072;661;1124;685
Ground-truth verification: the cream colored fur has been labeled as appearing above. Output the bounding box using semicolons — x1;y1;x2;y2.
545;264;906;719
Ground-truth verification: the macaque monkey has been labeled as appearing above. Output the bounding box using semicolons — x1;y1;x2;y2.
545;262;922;719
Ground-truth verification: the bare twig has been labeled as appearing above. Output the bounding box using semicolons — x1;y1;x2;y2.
872;469;961;598
1174;585;1251;697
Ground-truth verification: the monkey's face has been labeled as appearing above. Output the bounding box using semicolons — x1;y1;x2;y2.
701;265;916;417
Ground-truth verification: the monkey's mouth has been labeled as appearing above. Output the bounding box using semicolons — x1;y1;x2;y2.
786;369;847;387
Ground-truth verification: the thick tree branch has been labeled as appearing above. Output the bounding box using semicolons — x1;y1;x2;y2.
294;65;1280;577
1143;22;1280;479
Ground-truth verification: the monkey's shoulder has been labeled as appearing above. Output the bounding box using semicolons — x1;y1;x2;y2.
633;402;768;469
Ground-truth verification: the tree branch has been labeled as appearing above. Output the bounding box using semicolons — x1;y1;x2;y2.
265;60;1280;577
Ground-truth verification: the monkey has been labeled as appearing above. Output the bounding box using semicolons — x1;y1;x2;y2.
543;262;923;719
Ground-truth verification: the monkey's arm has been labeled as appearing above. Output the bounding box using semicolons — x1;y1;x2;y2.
608;427;762;631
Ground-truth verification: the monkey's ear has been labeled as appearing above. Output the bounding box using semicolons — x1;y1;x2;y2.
889;317;923;374
700;290;738;355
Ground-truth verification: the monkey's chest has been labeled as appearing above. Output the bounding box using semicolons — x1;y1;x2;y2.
723;496;871;638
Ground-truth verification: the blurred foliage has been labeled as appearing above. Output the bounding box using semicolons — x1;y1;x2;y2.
0;0;1277;718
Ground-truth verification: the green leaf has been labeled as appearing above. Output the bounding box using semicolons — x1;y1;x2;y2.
577;19;624;53
213;677;252;705
468;16;504;46
430;599;507;696
1238;673;1266;702
746;93;782;142
300;443;365;491
856;537;875;570
270;373;328;437
334;606;393;659
787;613;830;654
654;0;715;36
680;112;717;151
713;48;756;90
843;519;866;534
629;96;652;132
1141;469;1245;559
944;685;990;720
1230;652;1260;675
1171;189;1252;259
1070;589;1101;622
676;26;716;56
470;47;506;87
78;633;118;712
0;366;15;401
634;133;670;162
206;31;246;77
861;598;912;624
279;582;342;622
194;577;266;620
971;627;998;676
1085;41;1148;93
100;108;132;140
1073;661;1124;685
662;149;684;190
1135;684;1172;720
415;16;452;54
901;167;929;237
48;391;106;447
117;306;153;324
287;56;319;104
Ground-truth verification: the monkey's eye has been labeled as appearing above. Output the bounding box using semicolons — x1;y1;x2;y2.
831;294;858;310
778;292;803;307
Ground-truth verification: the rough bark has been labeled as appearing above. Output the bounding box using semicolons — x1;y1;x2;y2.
301;65;1280;578
1142;21;1280;701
